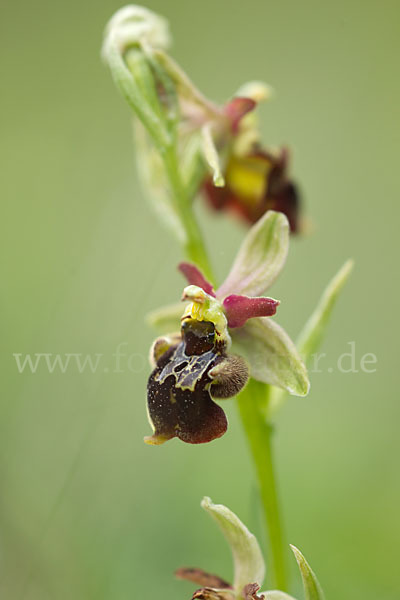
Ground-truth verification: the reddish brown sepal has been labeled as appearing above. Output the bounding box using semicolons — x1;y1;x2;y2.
175;567;232;589
224;97;256;133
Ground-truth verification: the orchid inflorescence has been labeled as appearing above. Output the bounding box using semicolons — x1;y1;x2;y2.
103;4;352;597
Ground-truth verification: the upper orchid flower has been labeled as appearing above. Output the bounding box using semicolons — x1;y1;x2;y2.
200;83;301;232
103;8;300;240
145;212;309;445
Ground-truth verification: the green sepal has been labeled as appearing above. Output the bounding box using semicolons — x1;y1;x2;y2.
201;497;265;594
232;318;309;397
217;212;289;298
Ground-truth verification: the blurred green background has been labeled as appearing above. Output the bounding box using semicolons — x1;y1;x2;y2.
1;0;399;598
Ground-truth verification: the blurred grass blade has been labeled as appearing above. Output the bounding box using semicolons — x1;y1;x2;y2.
201;497;265;593
290;545;325;600
297;259;354;362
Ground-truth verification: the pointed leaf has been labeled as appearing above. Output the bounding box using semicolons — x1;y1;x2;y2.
217;211;289;298
269;259;353;414
232;318;309;396
201;497;265;593
290;546;325;600
296;259;354;362
146;302;184;334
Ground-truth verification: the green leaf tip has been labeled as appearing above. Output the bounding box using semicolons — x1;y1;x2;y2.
268;258;353;414
201;496;265;593
290;545;325;600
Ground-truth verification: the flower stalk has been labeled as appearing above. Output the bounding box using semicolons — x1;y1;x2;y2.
237;379;288;592
161;141;214;280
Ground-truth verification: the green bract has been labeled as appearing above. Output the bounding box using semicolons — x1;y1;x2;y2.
201;496;265;594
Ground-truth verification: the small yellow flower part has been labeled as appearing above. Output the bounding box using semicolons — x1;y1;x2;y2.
181;285;231;350
203;148;300;232
225;154;270;205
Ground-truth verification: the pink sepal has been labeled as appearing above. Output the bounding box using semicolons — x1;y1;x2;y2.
223;294;279;328
178;262;216;297
224;97;256;133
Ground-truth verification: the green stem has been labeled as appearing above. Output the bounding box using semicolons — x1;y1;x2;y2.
237;379;288;592
162;143;214;281
120;48;214;281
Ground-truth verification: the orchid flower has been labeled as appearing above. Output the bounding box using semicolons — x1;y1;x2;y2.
145;212;309;445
